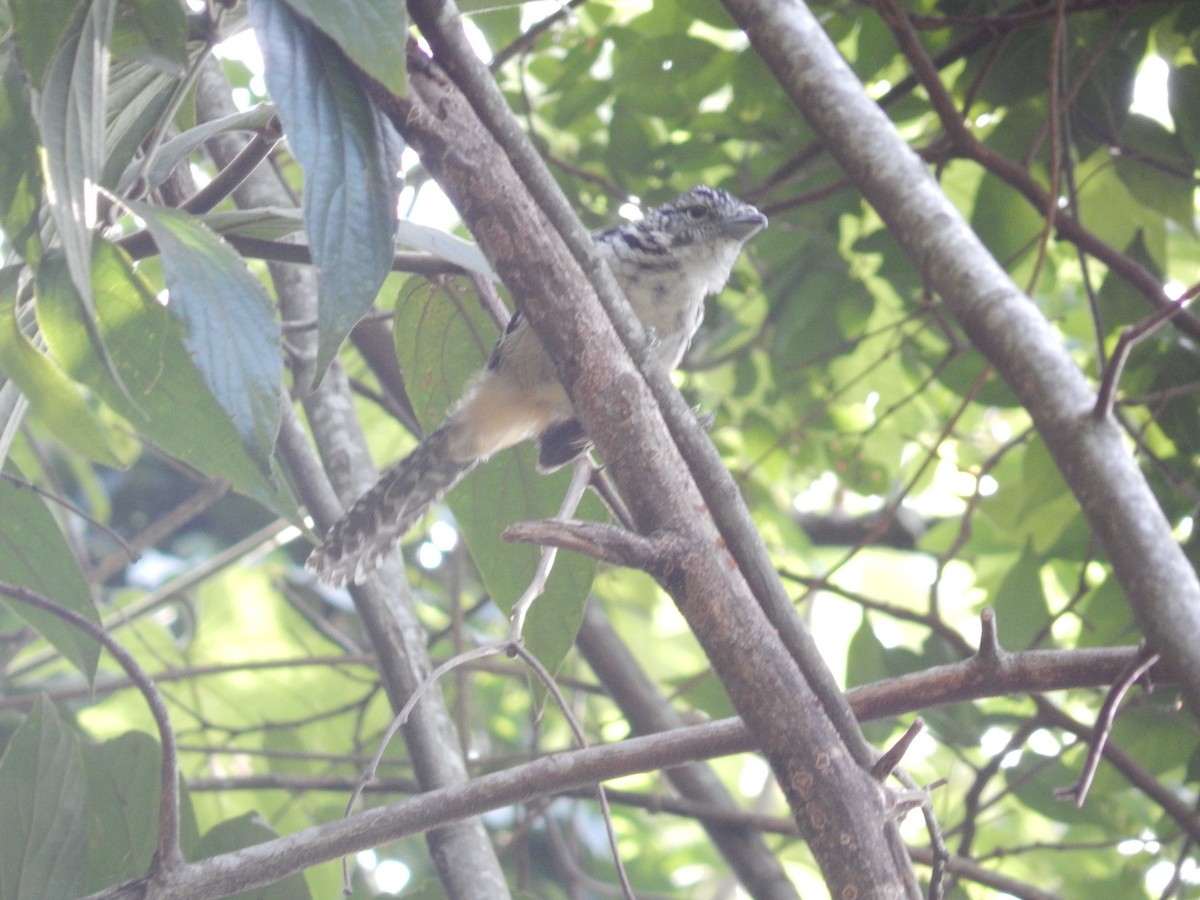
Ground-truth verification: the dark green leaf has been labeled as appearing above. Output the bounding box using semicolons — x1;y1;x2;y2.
1168;64;1200;159
0;471;102;681
0;43;43;261
102;57;182;190
393;280;601;674
279;0;406;95
0;697;87;900
128;202;283;472
10;0;81;88
201;207;304;241
111;0;187;76
35;242;297;515
250;0;402;376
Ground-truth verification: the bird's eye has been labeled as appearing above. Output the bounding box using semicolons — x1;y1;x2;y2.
686;205;709;219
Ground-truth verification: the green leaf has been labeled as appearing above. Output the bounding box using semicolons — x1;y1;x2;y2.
201;207;305;242
0;697;87;900
969;171;1045;268
111;0;187;76
196;812;313;900
845;612;889;690
0;265;130;468
1169;64;1200;160
102;57;181;190
35;242;297;515
10;0;81;88
393;280;601;674
1113;114;1196;233
0;470;101;682
278;0;406;95
1075;148;1167;272
394;219;494;279
81;732;161;892
451;447;603;676
0;42;43;261
115;103;278;197
35;0;116;317
250;0;402;376
988;541;1050;651
128;202;283;472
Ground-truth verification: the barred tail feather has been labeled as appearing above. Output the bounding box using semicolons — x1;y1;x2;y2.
306;421;478;586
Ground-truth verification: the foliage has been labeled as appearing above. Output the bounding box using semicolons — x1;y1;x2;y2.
0;0;1197;897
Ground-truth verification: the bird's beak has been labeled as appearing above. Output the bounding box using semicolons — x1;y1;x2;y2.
723;210;768;241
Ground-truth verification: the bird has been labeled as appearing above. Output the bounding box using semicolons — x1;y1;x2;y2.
307;185;767;586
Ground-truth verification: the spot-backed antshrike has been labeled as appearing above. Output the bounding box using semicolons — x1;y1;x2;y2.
308;185;767;586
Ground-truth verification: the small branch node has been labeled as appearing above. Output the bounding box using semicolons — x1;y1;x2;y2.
872;717;925;782
975;607;1003;662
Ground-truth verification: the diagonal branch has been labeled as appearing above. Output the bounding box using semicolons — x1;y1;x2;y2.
720;0;1200;722
361;24;919;896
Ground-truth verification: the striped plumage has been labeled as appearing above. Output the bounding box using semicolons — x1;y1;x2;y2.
307;186;766;586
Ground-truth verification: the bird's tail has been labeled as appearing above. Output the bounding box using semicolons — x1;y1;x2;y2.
306;420;479;586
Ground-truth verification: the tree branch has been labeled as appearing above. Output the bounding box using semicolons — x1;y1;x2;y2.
83;638;1167;899
363;29;919;894
721;0;1200;721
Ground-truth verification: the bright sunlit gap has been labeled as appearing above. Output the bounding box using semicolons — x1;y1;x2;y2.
1131;55;1174;129
1164;279;1187;300
356;850;412;895
214;30;266;109
1146;857;1199;895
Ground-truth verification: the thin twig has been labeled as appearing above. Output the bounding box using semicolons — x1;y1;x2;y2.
1092;296;1194;420
510;642;635;900
0;471;138;565
1054;649;1160;807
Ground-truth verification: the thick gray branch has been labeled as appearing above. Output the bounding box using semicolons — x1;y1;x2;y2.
722;0;1200;718
365;31;919;897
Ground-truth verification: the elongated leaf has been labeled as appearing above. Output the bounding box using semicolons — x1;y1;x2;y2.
0;266;129;468
102;57;181;190
201;207;304;241
35;0;116;316
279;0;406;95
250;0;402;376
393;281;600;675
0;42;43;262
115;103;277;197
0;697;87;900
0;469;102;681
35;242;297;515
395;219;494;279
128;202;283;471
